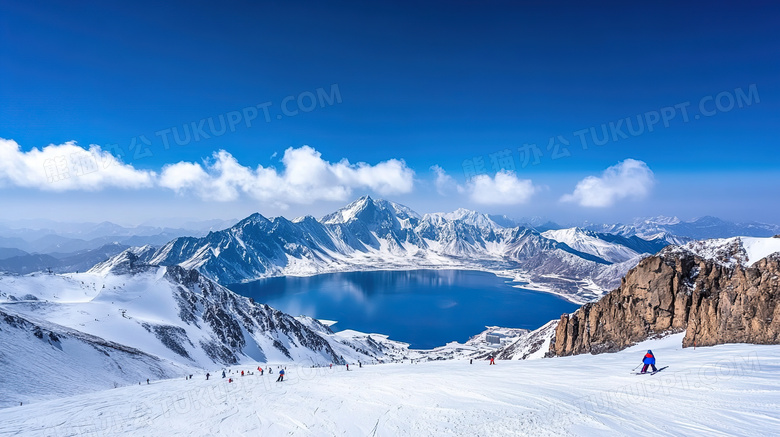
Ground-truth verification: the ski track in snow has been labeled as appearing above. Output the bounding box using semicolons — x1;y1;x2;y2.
2;334;779;436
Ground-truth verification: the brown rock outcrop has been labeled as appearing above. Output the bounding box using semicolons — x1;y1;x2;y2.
549;251;780;357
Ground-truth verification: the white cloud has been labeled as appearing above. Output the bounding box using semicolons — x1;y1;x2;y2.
428;166;538;205
561;159;654;207
465;170;538;205
0;138;415;206
0;138;155;191
160;146;415;205
431;165;457;195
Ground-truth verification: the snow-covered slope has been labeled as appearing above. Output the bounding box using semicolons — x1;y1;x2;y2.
0;260;428;405
96;196;663;302
0;307;189;408
542;228;641;263
2;333;778;436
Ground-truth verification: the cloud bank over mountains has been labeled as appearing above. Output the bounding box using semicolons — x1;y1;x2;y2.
1;138;654;209
159;146;415;206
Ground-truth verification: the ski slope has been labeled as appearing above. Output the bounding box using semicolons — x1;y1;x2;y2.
2;334;778;436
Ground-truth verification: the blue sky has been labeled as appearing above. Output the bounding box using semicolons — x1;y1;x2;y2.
1;0;778;225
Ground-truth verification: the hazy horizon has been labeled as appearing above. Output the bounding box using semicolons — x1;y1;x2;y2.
0;193;777;232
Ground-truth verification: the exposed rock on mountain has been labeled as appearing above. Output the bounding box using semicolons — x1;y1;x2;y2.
549;237;780;356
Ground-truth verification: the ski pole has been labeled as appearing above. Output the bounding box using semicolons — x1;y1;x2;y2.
631;363;641;372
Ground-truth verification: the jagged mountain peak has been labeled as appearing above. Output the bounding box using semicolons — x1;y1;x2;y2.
236;212;270;226
447;207;479;217
441;208;504;230
89;245;158;276
292;215;318;224
320;196;420;225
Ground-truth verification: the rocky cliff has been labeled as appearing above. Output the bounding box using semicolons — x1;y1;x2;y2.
549;246;780;356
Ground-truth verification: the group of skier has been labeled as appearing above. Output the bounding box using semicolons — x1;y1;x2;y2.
146;349;659;388
140;349;661;395
214;366;286;382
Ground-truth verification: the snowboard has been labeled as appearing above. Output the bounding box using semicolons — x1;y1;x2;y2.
634;366;668;375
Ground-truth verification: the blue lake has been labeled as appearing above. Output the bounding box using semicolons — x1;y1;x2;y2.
228;269;580;349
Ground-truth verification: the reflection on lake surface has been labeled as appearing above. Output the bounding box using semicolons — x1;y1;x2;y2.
228;269;580;349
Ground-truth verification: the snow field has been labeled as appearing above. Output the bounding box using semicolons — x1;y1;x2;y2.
2;334;779;436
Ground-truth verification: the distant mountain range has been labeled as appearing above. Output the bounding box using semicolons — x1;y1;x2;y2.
2;198;776;302
582;215;780;241
0;243;129;275
0;218;238;254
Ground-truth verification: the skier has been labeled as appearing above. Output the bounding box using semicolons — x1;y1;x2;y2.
641;350;658;373
346;364;349;371
206;373;210;380
470;359;473;365
147;379;150;384
241;370;244;377
260;367;264;376
277;369;285;382
489;356;496;365
222;370;226;378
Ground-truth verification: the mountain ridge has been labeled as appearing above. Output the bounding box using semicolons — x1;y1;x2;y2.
95;197;666;302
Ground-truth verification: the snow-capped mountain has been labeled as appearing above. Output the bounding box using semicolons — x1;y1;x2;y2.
428;208;506;231
95;196;670;301
542;228;642;263
0;255;421;406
